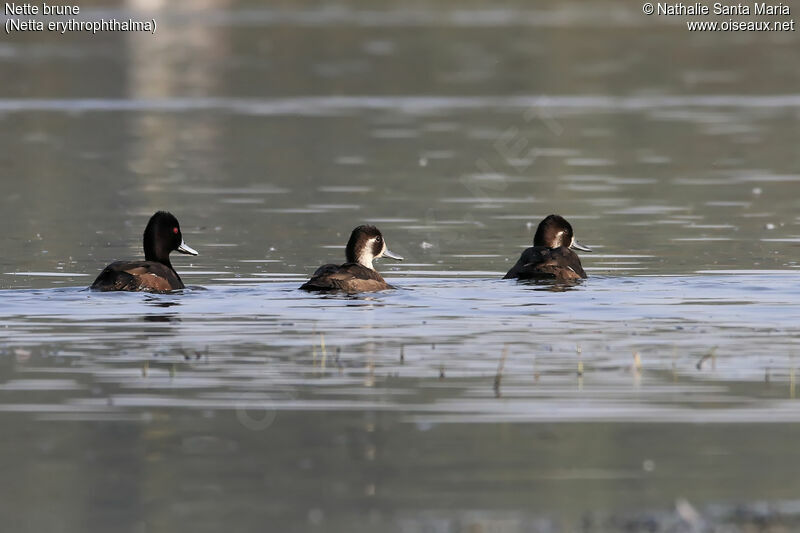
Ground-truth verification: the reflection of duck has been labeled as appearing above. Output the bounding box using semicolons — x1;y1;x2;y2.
504;215;592;281
142;314;180;325
91;211;198;293
300;225;403;293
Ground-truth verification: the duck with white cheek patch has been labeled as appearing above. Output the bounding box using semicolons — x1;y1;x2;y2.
504;214;592;281
300;225;404;293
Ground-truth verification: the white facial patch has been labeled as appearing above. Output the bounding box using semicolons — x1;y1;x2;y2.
357;237;379;270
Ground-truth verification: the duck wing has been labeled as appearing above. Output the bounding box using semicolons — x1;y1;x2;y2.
310;263;341;277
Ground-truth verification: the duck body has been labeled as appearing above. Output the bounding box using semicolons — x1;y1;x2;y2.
300;262;394;293
91;211;198;293
503;246;586;281
504;214;591;282
91;260;186;292
300;225;403;294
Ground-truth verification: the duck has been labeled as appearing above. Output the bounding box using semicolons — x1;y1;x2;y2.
300;225;403;293
503;214;592;281
90;211;198;293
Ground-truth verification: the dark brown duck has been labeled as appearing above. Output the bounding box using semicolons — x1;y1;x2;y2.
91;211;198;293
504;214;592;281
300;225;403;293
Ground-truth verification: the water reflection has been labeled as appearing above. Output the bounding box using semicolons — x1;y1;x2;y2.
143;298;182;308
516;279;584;292
3;277;800;528
141;313;180;323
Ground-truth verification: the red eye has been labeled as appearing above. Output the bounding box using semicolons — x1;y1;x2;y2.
173;227;179;234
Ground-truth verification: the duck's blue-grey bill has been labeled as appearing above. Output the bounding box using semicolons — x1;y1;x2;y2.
177;241;199;256
383;249;404;261
571;241;592;252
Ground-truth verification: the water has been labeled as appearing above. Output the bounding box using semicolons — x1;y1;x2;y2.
2;1;800;531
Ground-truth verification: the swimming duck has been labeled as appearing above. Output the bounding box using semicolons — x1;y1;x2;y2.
503;214;591;281
90;211;198;293
300;225;403;293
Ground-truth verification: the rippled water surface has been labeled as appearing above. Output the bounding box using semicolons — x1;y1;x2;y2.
2;1;800;531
